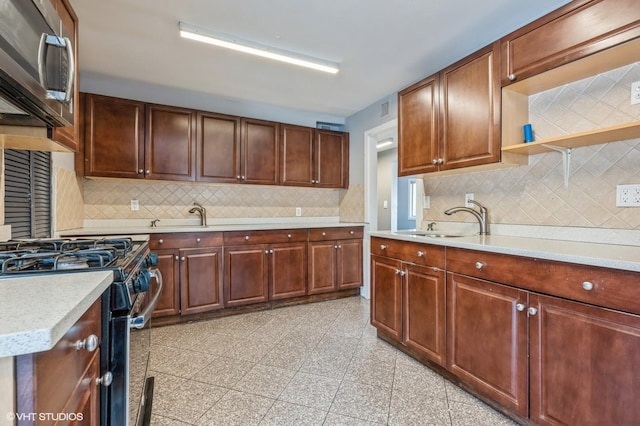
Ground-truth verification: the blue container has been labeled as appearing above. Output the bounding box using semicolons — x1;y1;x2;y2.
523;124;534;143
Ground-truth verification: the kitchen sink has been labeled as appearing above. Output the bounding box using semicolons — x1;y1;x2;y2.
394;230;472;238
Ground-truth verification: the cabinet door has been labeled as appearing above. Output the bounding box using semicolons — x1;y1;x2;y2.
280;124;314;187
241;118;279;185
61;351;100;426
51;0;79;152
370;255;402;341
180;247;223;315
336;239;362;290
224;245;269;307
398;74;439;175
307;241;337;295
439;42;501;171
447;272;528;416
197;112;241;183
145;104;196;181
315;130;348;188
529;294;640;425
403;264;446;366
84;94;145;178
270;242;307;300
152;249;180;318
501;0;640;85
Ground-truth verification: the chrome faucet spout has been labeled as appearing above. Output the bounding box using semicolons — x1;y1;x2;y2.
188;202;207;227
444;200;489;235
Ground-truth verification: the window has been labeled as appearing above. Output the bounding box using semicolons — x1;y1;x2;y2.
4;150;52;239
408;179;417;220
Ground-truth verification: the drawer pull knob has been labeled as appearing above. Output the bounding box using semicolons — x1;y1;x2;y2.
582;281;594;291
174;255;179;260
516;303;526;312
265;250;269;254
196;238;201;243
96;371;113;387
380;245;387;250
528;307;538;316
417;251;425;257
158;239;164;244
475;261;485;270
287;234;292;238
138;169;144;174
181;256;185;261
245;236;250;240
74;334;98;352
350;230;354;235
508;73;517;81
322;232;326;236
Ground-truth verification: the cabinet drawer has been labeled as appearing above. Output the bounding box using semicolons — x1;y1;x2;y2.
309;226;363;241
224;229;307;245
371;237;445;269
150;232;223;249
17;297;102;416
447;247;640;315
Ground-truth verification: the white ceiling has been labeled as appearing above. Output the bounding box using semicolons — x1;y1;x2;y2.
70;0;571;119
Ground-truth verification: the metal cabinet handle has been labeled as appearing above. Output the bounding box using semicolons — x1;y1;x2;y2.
96;371;113;387
334;245;338;249
475;261;485;270
508;73;517;81
417;251;424;257
145;170;150;174
196;238;201;243
582;281;594;291
180;256;185;261
242;175;246;180
337;245;342;249
380;245;387;250
322;232;326;236
236;175;241;179
158;239;164;244
349;230;354;235
399;270;406;277
174;255;179;260
245;236;250;240
287;234;292;238
74;334;98;352
528;307;538;316
516;303;526;312
138;169;144;174
432;159;438;165
265;250;269;254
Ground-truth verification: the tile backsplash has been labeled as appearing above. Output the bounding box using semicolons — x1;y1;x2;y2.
424;62;640;230
83;179;341;221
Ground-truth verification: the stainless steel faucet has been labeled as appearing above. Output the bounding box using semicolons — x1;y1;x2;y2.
188;203;207;227
444;200;489;235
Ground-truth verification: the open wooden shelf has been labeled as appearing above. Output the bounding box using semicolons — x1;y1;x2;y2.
501;121;640;155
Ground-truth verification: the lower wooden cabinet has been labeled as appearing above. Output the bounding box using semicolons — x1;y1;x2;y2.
371;236;640;424
16;298;102;425
180;247;223;315
224;244;270;307
152;248;180;317
529;294;640;425
308;227;363;295
447;272;528;416
270;242;307;300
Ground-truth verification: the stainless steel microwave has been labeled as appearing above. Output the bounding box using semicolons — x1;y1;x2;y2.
0;0;75;128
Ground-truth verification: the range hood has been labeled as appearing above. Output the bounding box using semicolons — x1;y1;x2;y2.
0;125;72;152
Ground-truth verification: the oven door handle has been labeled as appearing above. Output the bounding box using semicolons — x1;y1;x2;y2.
129;268;163;330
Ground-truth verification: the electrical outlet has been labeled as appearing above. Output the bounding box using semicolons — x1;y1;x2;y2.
465;193;474;207
616;184;640;207
423;195;431;209
295;207;302;216
632;81;640;105
130;199;139;211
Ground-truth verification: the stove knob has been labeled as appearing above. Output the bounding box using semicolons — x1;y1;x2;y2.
146;253;158;267
133;270;151;293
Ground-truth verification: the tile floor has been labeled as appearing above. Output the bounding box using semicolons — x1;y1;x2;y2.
149;296;519;425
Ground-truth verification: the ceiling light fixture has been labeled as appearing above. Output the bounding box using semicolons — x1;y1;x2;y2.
179;22;339;74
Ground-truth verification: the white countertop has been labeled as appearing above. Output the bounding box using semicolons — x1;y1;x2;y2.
0;271;113;358
60;219;366;236
369;231;640;273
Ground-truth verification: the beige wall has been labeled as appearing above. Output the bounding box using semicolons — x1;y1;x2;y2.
423;62;640;230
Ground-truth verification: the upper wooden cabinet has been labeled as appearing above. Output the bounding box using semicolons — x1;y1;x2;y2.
50;0;80;152
398;74;439;175
398;42;502;175
145;104;196;181
280;125;349;188
241;118;279;185
197;112;241;183
501;0;640;86
84;94;145;178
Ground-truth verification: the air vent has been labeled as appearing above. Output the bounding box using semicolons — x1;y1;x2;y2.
316;121;344;131
381;101;389;117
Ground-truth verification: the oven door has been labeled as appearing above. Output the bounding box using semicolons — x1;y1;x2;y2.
109;268;162;426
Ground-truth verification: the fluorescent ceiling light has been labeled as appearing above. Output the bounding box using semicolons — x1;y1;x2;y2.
376;138;394;150
179;22;339;74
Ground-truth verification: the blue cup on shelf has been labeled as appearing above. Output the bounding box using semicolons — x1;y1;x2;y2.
523;123;534;143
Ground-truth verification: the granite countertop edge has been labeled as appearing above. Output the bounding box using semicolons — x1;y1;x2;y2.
0;271;114;358
369;231;640;273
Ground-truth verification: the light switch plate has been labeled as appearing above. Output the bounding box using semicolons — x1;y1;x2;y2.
130;199;139;211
